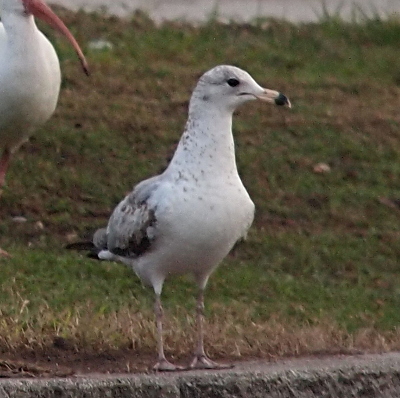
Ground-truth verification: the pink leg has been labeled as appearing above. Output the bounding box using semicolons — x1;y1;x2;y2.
152;294;183;371
0;149;11;188
0;150;12;257
189;289;233;370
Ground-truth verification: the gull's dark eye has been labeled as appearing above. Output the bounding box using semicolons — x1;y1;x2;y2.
227;78;240;87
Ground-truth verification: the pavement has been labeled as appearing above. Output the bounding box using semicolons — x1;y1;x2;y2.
1;352;400;397
49;0;400;23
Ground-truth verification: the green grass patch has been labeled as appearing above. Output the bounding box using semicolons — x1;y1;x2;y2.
1;10;400;363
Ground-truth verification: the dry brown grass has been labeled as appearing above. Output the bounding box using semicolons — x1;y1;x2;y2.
1;298;399;362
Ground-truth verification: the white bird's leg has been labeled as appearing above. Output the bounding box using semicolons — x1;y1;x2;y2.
0;150;12;257
0;149;11;189
152;293;183;371
189;288;232;369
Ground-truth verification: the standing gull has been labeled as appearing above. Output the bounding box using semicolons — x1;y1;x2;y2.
69;65;291;371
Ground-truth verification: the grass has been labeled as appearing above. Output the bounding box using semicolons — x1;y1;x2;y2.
1;9;400;365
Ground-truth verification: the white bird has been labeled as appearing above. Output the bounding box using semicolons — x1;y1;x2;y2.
0;0;88;257
68;65;291;371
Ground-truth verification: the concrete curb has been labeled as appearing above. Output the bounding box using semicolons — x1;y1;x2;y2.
0;352;400;397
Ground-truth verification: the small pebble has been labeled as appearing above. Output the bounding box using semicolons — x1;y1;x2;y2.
88;39;114;51
313;163;331;174
12;216;27;223
65;233;78;242
34;221;44;230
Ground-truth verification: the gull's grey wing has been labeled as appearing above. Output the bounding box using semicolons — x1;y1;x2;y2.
106;176;161;258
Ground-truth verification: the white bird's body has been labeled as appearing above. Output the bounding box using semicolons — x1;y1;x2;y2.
70;65;291;371
0;12;60;151
0;0;88;257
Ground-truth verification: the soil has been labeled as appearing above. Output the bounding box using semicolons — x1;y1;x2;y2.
0;345;242;378
0;346;160;377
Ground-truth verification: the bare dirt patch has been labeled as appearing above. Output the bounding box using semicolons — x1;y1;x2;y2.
0;347;154;377
0;349;343;378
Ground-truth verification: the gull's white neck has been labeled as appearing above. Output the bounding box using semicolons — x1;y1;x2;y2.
166;96;238;179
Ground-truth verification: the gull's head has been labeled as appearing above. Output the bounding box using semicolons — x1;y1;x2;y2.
192;65;291;112
1;0;89;75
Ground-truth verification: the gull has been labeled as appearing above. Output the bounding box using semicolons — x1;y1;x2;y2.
68;65;291;371
0;0;88;256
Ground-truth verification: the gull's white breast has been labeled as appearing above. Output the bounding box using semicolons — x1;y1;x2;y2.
134;171;255;287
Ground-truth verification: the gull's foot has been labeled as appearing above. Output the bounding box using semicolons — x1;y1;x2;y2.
0;248;11;258
189;354;234;370
153;358;184;372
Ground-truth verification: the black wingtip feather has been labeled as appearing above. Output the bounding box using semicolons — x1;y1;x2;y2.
111;247;130;257
65;241;96;251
